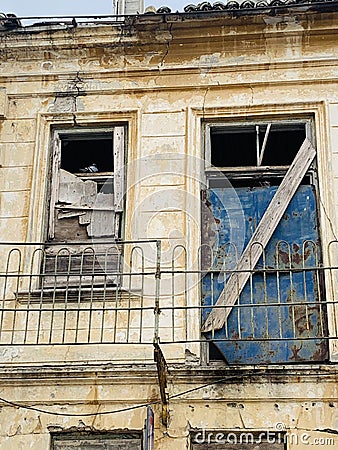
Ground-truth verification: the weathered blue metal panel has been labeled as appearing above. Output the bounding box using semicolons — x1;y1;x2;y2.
202;184;328;364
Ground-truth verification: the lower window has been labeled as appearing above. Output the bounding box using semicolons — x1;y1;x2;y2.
51;432;142;450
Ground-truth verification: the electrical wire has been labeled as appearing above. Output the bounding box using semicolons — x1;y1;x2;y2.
0;395;157;417
0;373;254;417
1;368;337;417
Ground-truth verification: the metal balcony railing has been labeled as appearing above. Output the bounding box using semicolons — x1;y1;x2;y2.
0;240;337;363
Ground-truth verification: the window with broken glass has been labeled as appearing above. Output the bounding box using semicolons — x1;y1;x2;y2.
49;126;125;241
44;126;126;287
201;119;328;365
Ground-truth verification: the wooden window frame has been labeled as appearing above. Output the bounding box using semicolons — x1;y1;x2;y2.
48;125;126;242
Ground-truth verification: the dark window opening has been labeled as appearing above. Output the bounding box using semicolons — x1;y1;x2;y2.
210;123;306;168
60;133;113;174
208;342;226;361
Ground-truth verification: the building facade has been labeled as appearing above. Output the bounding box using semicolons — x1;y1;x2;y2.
1;1;338;448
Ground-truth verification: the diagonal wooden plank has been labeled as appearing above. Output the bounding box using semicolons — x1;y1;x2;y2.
202;138;316;333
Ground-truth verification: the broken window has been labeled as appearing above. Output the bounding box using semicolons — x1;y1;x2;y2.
202;118;328;365
49;126;125;242
51;432;142;449
43;126;126;287
209;122;305;168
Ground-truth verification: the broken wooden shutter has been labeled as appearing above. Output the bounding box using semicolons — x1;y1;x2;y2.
113;126;125;210
202;139;316;332
85;126;125;238
48;132;61;239
113;125;125;237
201;139;328;364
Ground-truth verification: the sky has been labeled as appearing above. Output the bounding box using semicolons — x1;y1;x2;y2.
0;0;185;21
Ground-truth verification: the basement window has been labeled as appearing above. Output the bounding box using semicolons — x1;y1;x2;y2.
51;431;142;449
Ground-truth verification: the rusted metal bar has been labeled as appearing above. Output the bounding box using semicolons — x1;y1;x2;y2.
154;240;162;344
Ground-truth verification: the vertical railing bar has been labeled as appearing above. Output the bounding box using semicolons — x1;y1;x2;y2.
113;249;121;344
227;243;238;339
313;241;324;336
199;244;208;342
138;248;145;344
328;241;338;338
262;244;268;339
7;249;22;345
128;247;136;343
183;246;188;342
99;247;110;343
126;247;132;344
236;243;244;341
0;251;11;341
127;245;145;344
249;242;255;339
74;247;84;345
302;241;310;331
11;250;22;345
171;245;187;343
0;249;19;343
38;266;46;344
86;247;96;344
64;249;72;343
24;248;41;344
47;250;57;344
23;250;33;344
218;245;227;339
210;247;215;341
60;248;72;344
153;240;161;344
287;242;296;338
47;248;60;344
199;244;208;340
276;242;283;340
171;247;176;343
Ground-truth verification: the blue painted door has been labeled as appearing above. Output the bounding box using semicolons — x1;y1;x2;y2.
202;184;328;364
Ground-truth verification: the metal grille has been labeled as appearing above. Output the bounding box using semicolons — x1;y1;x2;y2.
0;240;336;361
